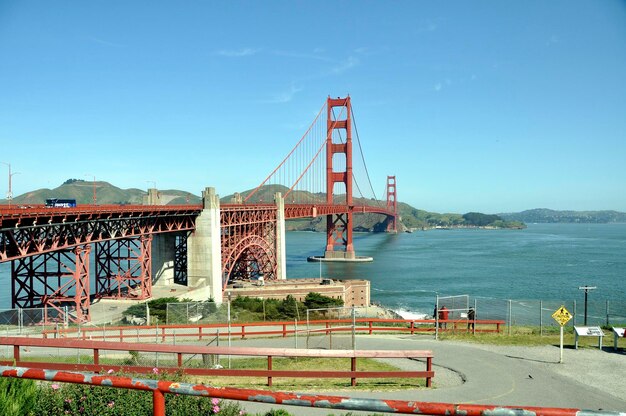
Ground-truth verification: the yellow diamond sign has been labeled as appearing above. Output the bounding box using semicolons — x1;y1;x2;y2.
552;305;573;327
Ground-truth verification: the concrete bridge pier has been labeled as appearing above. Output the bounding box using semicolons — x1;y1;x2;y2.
275;192;287;280
151;233;176;287
187;187;223;303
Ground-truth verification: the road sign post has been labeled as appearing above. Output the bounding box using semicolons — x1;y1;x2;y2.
552;305;573;363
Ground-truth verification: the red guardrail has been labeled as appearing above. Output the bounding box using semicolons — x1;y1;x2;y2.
0;336;434;387
42;318;505;342
1;365;619;416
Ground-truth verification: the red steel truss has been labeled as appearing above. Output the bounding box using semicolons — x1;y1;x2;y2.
95;235;152;301
0;205;200;262
11;244;91;323
220;206;277;289
1;205;199;323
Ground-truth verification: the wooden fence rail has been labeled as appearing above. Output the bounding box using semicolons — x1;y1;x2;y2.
0;336;434;387
41;318;505;342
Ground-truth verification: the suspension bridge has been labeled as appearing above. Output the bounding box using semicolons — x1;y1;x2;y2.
0;96;398;323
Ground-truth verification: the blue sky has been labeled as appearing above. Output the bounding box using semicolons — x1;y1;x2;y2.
1;1;625;213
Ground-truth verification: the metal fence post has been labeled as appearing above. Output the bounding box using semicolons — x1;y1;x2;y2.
606;300;610;326
435;296;439;341
573;300;577;326
352;306;356;351
473;299;477;336
508;300;512;336
539;300;543;336
306;310;310;349
227;297;231;369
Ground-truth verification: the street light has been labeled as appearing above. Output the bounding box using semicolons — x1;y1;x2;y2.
84;174;97;205
1;162;20;207
578;286;597;326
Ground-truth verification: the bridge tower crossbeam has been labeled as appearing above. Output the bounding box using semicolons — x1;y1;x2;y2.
324;96;356;259
386;175;398;233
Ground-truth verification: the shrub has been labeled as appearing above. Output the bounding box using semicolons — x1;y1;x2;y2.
0;377;38;416
31;379;244;416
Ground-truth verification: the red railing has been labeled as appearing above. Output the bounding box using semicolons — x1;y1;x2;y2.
41;318;506;342
0;336;434;387
1;365;617;416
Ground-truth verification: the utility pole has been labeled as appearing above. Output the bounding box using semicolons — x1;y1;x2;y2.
85;174;97;205
2;162;20;207
578;286;597;326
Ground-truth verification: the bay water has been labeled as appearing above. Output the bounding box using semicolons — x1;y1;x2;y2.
1;223;624;320
285;223;626;318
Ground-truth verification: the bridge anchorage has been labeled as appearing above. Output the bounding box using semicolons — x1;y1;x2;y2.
0;96;397;323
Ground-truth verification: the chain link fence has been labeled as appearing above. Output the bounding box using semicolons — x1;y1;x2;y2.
453;297;626;334
1;295;624;348
166;302;225;324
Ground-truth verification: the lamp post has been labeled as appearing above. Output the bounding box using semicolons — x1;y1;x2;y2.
84;174;96;205
1;162;20;207
578;286;597;326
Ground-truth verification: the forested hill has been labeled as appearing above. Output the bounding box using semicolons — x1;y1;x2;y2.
500;209;626;223
398;204;525;231
3;180;525;231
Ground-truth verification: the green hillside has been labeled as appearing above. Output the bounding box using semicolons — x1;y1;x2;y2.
2;179;201;206
2;180;524;231
500;208;626;223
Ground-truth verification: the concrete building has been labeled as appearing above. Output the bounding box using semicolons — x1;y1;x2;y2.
224;278;370;307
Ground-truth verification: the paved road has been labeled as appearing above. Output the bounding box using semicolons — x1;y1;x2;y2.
223;334;626;415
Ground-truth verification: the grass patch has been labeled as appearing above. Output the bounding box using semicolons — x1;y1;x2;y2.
4;354;426;391
193;356;425;391
440;325;626;349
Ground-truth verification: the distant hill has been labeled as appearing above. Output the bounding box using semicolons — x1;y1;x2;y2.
222;187;525;231
500;209;626;224
2;179;524;231
2;179;201;206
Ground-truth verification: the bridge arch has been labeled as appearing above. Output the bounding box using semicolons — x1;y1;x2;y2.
222;234;277;290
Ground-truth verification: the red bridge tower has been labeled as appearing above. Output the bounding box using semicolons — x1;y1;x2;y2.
324;96;356;260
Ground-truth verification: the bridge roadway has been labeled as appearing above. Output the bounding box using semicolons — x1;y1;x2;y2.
0;202;394;262
224;334;626;415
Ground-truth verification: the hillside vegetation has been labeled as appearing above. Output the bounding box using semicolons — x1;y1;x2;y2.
5;179;201;206
2;180;525;230
500;208;626;224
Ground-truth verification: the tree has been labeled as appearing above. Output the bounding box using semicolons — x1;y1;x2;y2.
303;292;344;310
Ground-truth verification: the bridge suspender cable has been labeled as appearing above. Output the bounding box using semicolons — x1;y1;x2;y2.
244;101;326;203
284;103;348;200
351;106;384;208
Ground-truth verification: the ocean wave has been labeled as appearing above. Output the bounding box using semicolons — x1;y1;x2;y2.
393;308;430;320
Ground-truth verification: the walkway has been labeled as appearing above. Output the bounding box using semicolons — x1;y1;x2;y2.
223;334;626;415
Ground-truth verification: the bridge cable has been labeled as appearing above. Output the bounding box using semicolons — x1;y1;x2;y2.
351;106;385;209
330;106;384;208
285;103;348;199
330;107;366;202
244;101;326;203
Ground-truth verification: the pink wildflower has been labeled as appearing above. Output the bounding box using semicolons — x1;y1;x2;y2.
213;405;220;413
107;369;114;374
239;411;246;415
212;398;219;405
152;367;159;374
65;398;73;403
51;383;60;390
107;401;115;408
